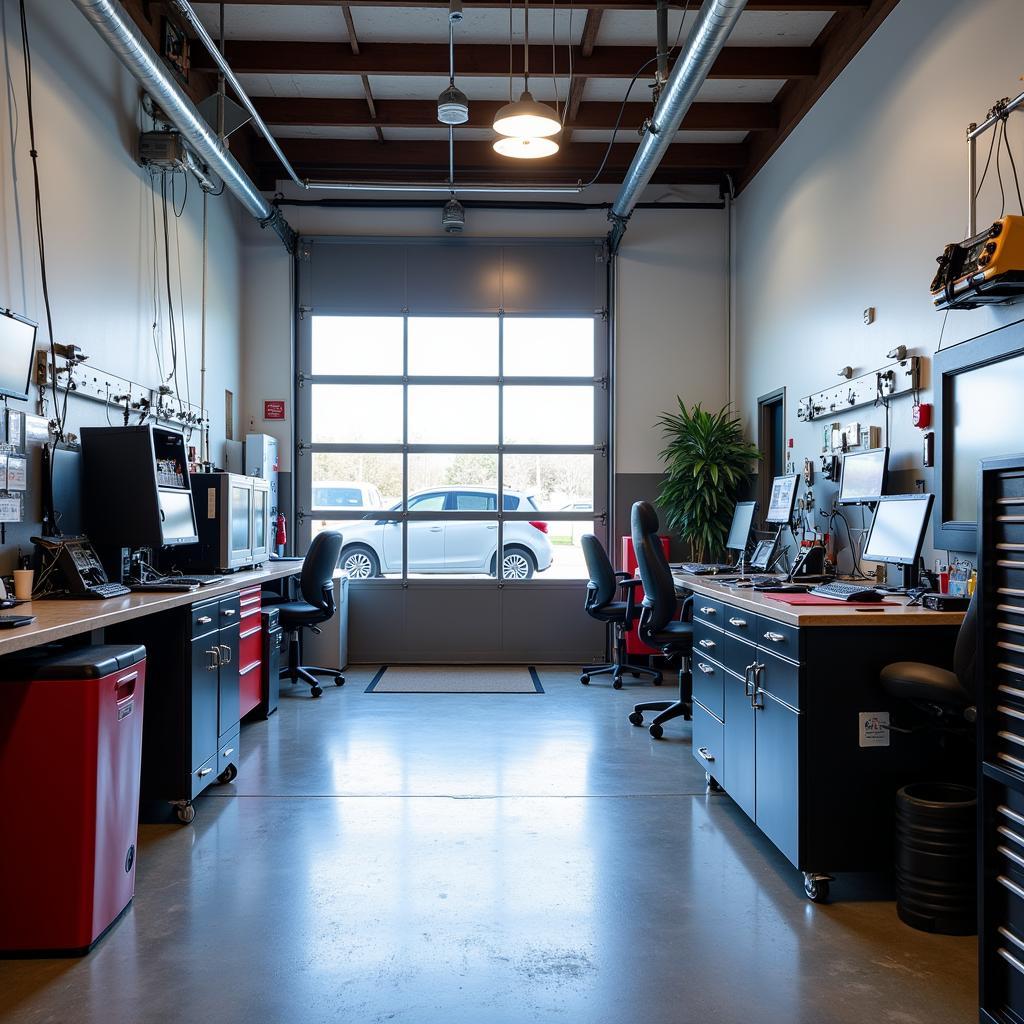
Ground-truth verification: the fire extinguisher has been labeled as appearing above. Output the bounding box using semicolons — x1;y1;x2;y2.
275;513;287;557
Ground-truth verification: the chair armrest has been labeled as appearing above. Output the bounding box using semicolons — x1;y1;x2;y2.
617;578;644;588
680;594;694;623
614;571;632;580
620;578;644;627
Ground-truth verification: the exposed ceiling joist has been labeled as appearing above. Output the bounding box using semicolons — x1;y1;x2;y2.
254;97;776;133
339;3;385;143
197;42;818;79
564;9;603;144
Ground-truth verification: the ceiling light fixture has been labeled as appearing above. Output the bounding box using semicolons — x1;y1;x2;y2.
493;0;560;157
437;1;469;125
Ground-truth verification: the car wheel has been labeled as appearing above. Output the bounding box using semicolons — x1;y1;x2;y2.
501;546;535;581
341;544;380;579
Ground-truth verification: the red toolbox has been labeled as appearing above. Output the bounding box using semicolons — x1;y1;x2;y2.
0;644;147;956
621;534;672;655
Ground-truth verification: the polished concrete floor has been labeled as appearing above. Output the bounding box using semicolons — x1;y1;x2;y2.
1;667;976;1024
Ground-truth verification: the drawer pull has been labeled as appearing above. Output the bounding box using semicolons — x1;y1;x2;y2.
998;804;1024;829
697;746;715;763
206;647;221;669
697;639;716;649
998;873;1024;901
197;767;213;778
999;925;1024;956
763;631;786;643
699;606;716;616
744;663;756;698
197;615;213;625
697;662;715;675
999;844;1024;871
219;644;233;665
728;617;747;627
998;946;1024;978
222;747;235;758
222;608;237;618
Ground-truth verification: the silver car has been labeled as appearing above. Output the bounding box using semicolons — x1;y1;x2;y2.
337;487;553;580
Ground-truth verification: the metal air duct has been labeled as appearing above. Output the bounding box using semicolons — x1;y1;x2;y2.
608;0;747;252
69;0;296;252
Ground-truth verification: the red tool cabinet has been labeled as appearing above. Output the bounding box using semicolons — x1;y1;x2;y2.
621;534;671;655
0;645;147;955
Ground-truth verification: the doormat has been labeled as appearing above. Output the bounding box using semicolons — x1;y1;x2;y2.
365;666;544;694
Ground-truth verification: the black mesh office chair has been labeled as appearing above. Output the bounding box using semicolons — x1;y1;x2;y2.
626;501;694;739
276;531;346;698
880;591;977;723
579;534;662;689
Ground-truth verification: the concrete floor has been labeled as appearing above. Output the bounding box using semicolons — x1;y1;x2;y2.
1;667;976;1024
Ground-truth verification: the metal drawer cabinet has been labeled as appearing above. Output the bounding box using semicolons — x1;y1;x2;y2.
692;653;724;721
692;700;724;789
693;597;723;626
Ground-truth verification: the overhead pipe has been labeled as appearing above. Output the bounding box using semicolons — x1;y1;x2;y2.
69;0;296;251
608;0;747;252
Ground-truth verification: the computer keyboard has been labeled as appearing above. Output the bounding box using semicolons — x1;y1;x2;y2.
84;582;132;600
675;562;737;575
807;581;884;602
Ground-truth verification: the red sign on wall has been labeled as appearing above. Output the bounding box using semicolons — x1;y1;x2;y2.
263;400;286;421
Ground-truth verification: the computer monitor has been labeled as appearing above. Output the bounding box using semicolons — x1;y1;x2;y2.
159;489;199;546
42;443;84;537
0;309;37;402
725;500;757;554
839;447;889;504
765;474;800;525
863;494;934;586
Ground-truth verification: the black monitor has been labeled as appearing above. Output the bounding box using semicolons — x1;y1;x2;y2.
863;494;934;586
765;474;799;525
725;500;757;554
42;443;83;537
0;309;37;402
839;447;889;504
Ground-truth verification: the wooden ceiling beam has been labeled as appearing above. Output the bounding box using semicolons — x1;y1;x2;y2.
564;9;603;144
340;3;385;143
254;97;775;132
196;42;818;79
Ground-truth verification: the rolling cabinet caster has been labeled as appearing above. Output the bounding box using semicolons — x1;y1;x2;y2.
803;872;833;903
217;763;238;785
174;801;196;825
649;722;664;739
628;710;644;726
705;772;722;792
580;674;590;685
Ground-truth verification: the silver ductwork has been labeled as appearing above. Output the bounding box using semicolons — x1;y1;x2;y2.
69;0;296;251
609;0;748;251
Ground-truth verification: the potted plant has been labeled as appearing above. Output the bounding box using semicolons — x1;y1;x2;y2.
656;402;762;563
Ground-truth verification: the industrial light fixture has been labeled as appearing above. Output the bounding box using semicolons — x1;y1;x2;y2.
442;197;466;232
492;0;560;157
437;1;469;125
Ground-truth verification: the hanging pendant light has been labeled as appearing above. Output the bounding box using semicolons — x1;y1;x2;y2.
493;0;560;156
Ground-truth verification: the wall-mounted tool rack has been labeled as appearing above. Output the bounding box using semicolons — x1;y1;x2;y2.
796;357;920;423
35;351;208;435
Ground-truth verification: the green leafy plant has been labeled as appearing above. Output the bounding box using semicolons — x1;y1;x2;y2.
656;402;762;563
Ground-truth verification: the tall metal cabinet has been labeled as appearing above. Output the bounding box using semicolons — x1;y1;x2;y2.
979;457;1024;1023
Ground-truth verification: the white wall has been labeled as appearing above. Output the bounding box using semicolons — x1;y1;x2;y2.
0;0;246;569
733;0;1024;565
241;191;729;482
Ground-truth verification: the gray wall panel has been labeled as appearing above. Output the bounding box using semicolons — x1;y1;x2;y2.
500;585;605;663
406;246;502;314
501;243;604;313
308;242;407;313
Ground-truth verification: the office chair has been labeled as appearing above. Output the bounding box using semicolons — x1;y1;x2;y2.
275;530;346;698
579;534;663;689
626;501;694;739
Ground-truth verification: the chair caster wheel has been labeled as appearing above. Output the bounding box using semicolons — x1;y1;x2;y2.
612;675;623;689
335;675;345;686
628;711;644;726
652;677;663;686
580;674;590;685
649;723;664;739
803;873;831;902
311;685;323;698
705;772;722;792
217;763;237;785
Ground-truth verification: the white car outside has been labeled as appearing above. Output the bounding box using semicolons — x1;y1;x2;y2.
336;487;553;580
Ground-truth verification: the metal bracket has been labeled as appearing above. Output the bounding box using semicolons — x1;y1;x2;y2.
298;306;312;320
297;370;307;388
297;440;308;456
796;357;921;422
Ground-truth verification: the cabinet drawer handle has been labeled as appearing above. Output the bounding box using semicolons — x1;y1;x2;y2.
219;644;232;665
697;638;716;649
764;631;786;643
697;662;715;675
222;608;237;618
699;606;716;616
752;665;765;709
744;663;757;699
197;615;213;625
206;647;221;668
728;617;747;627
222;747;235;758
697;746;715;763
197;767;213;778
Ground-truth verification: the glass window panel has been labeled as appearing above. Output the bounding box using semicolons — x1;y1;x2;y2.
312;316;403;375
538;521;596;581
311;453;402;509
408;386;498;445
503;454;594;512
409;492;447;511
503;386;594;446
312;384;403;444
314;516;403;580
408;454;498;504
408;317;498;376
503;318;594;377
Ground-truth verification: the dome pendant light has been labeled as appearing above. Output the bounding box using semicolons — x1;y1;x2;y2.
437;2;469;125
493;0;560;157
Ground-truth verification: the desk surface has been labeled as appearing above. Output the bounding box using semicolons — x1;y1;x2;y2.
673;574;965;628
0;563;302;658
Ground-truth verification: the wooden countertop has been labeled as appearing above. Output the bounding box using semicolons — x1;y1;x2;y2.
0;562;303;658
673;574;966;628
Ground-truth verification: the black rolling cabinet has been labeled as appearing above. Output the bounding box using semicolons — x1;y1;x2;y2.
979;458;1024;1024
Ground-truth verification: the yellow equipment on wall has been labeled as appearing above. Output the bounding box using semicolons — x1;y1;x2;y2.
931;215;1024;309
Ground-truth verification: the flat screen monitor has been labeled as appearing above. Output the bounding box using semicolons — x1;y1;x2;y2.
0;310;37;401
863;493;934;566
765;474;799;524
725;500;757;554
839;447;889;504
159;489;199;546
42;443;83;537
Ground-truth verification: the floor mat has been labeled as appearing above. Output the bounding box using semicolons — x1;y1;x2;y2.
366;665;544;693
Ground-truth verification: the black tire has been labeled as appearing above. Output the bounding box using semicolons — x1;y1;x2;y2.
493;545;535;581
649;722;664;739
340;544;381;580
628;711;644;726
